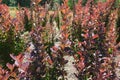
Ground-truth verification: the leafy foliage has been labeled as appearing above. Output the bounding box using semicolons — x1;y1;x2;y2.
0;0;120;80
0;3;25;66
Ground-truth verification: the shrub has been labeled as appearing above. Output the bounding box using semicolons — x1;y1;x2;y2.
0;0;120;80
0;3;25;67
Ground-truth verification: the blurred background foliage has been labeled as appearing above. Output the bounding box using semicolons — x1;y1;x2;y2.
1;0;120;8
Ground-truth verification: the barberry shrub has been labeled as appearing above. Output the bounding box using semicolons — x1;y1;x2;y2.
0;3;25;67
0;0;120;80
74;0;119;79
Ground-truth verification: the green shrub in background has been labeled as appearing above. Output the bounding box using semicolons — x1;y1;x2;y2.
2;0;10;6
2;0;30;7
0;28;25;66
2;0;120;8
